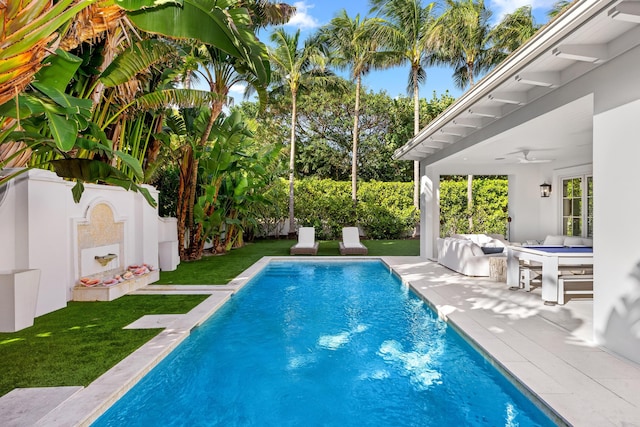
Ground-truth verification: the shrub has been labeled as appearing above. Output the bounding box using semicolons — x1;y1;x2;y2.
254;178;417;239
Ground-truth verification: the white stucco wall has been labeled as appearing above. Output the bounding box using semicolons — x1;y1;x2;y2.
0;169;170;317
593;98;640;362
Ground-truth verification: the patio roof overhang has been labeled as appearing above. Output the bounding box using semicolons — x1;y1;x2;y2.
394;0;640;168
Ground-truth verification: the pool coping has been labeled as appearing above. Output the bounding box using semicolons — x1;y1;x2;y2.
13;256;640;426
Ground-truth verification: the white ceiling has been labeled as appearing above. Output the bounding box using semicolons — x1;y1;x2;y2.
443;96;594;167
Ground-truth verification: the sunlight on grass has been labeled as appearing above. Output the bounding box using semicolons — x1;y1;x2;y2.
36;332;52;338
1;338;24;345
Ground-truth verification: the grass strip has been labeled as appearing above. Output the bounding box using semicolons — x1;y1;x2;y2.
158;238;420;285
0;294;207;397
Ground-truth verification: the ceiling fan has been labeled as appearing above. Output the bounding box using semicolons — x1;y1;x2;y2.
510;149;553;164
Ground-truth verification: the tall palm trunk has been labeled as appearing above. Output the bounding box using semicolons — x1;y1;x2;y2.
413;66;420;209
351;75;361;204
467;174;473;231
467;60;476;232
288;90;297;235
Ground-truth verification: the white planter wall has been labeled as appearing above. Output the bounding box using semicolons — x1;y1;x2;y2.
0;269;40;332
0;169;179;318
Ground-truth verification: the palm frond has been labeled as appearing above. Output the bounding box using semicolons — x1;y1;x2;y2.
100;39;178;87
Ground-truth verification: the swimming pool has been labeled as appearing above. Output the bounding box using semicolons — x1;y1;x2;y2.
94;260;555;426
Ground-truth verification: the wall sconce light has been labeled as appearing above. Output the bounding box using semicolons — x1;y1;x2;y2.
540;183;552;198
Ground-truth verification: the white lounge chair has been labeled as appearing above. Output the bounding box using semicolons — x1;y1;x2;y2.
339;227;368;255
290;227;319;255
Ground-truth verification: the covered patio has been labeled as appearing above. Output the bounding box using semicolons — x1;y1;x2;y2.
395;0;640;367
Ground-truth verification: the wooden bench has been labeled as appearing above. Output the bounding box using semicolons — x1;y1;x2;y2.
519;264;542;291
558;273;594;305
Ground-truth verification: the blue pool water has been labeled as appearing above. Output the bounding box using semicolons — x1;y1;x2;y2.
94;260;555;426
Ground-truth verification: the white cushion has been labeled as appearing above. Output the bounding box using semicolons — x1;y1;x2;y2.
450;234;468;240
582;238;593;247
484;238;506;248
469;242;485;256
564;236;584;247
296;227;316;247
543;235;565;246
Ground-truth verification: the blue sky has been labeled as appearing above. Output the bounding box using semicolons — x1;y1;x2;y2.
232;0;557;101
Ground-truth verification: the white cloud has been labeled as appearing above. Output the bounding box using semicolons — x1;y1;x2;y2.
489;0;556;20
229;84;246;95
285;2;321;30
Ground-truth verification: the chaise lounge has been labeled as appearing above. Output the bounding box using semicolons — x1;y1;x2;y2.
339;227;368;255
290;227;319;255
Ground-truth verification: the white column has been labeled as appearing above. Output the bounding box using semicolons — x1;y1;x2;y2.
420;166;439;260
593;97;640;364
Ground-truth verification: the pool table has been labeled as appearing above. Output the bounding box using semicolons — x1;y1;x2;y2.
506;245;594;304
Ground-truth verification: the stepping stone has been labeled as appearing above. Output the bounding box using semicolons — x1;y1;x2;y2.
0;386;83;427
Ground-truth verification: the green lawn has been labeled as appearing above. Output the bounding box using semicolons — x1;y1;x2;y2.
0;295;207;397
158;238;420;284
0;238;418;397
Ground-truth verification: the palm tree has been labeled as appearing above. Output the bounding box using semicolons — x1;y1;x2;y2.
320;10;395;203
428;0;494;231
173;43;270;260
429;1;539;232
428;0;495;90
491;5;540;60
268;28;335;235
370;0;438;208
241;0;298;29
548;1;573;19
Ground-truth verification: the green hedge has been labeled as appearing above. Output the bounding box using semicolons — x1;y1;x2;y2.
255;177;508;240
256;178;418;239
439;176;508;237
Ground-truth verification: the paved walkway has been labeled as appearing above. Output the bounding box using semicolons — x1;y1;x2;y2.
2;256;639;426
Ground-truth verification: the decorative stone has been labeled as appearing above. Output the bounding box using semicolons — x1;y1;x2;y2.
489;256;507;282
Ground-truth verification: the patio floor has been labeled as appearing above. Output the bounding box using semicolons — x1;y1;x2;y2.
2;256;639;426
384;256;640;426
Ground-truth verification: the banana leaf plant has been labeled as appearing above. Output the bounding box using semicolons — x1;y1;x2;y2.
0;48;158;204
1;0;271;208
206;113;281;253
189;111;250;259
116;0;270;85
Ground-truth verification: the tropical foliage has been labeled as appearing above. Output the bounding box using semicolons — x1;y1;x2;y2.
254;178;418;240
0;0;560;259
0;0;291;261
267;27;338;234
370;0;438;207
234;85;455;183
319;10;397;203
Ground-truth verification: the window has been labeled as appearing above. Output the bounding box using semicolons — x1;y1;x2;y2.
561;175;593;237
